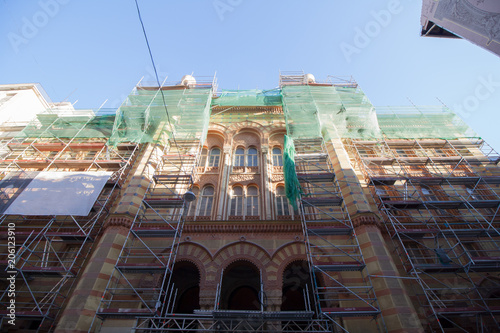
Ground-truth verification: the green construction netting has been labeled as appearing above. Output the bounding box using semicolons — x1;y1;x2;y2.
283;135;302;209
212;89;282;107
15;111;115;139
108;87;213;146
282;85;476;141
376;106;477;139
281;85;380;140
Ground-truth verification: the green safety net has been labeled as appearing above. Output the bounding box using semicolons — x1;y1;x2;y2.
283;135;302;209
15;111;115;139
212;89;282;107
281;85;380;140
108;87;213;146
376;106;477;139
282;84;476;141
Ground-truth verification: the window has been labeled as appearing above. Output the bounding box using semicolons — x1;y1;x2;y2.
234;148;245;167
208;148;221;167
247;148;258;167
396;149;407;157
272;147;283;166
230;186;243;216
246;186;259;216
199;148;208;167
276;186;290;216
198;186;214;216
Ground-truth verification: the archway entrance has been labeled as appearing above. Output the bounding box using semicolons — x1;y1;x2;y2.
220;260;261;310
171;261;200;314
281;260;314;311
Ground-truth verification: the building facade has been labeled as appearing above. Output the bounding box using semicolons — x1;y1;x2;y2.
0;73;499;333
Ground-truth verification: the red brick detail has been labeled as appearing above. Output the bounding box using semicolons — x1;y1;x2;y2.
352;214;381;229
185;222;302;233
103;215;134;229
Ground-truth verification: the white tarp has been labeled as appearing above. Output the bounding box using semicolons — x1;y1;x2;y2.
4;171;113;216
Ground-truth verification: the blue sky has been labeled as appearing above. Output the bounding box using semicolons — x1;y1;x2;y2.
1;0;499;149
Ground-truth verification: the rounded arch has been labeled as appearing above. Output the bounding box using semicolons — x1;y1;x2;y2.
220;259;261;310
269;129;286;145
205;128;227;146
233;131;261;149
171;260;201;314
213;241;271;280
227;121;266;137
281;259;313;311
207;124;230;145
176;242;212;287
272;241;308;287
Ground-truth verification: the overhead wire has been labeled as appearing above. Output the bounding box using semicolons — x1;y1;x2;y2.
134;0;184;168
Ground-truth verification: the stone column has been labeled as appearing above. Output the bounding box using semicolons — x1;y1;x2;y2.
216;146;231;220
261;147;272;220
54;217;132;333
55;141;160;332
324;139;423;333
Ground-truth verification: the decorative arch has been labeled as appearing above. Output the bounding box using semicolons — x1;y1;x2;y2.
272;241;308;288
226;121;267;138
176;242;212;287
213;241;272;283
171;260;202;313
207;124;230;145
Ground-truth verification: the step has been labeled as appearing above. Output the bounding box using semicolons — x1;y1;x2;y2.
307;226;352;235
116;263;167;273
322;307;380;317
131;226;177;237
302;196;343;207
97;308;160;318
314;262;365;272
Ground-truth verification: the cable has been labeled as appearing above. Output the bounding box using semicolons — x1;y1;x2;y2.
134;0;184;168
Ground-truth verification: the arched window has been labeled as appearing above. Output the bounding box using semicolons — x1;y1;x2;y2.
246;186;259;216
187;187;200;217
198;186;214;216
272;147;282;167
230;186;243;216
247;147;258;167
234;148;245;167
208;148;221;167
199;148;208;168
276;186;289;216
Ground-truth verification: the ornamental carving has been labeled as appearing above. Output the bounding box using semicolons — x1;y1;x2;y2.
271;174;284;182
229;174;259;183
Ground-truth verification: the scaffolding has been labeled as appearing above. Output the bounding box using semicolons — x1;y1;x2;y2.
280;71;383;332
345;107;500;332
280;72;380;141
0;107;139;332
92;77;215;330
